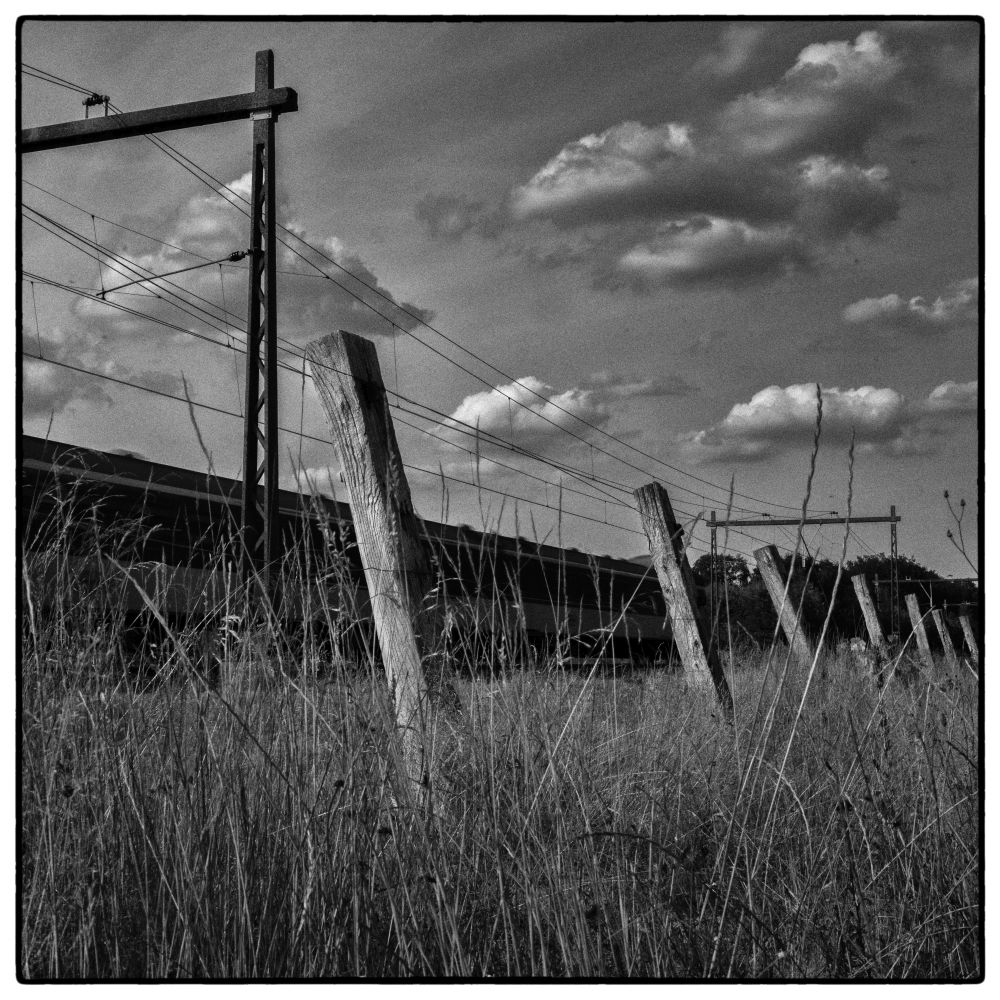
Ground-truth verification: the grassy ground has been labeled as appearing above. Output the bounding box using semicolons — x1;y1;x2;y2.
19;501;980;979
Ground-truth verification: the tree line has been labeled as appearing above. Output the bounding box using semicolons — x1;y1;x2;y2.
691;552;979;651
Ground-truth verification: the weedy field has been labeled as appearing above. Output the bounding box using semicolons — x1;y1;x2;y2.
19;493;980;980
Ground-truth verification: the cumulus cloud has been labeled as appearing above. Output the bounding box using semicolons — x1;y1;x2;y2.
432;367;685;464
718;31;902;159
82;172;434;346
842;277;978;333
794;156;899;237
21;322;184;419
617;217;809;287
439;375;611;450
921;378;977;414
681;379;976;463
508;121;722;225
502;30;905;288
22;354;113;418
27;173;438;421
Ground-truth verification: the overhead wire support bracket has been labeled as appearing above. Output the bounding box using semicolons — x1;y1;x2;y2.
82;93;110;118
99;250;249;297
20;81;297;153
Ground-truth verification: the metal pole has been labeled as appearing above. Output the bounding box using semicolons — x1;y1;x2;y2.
889;504;899;640
241;50;280;593
709;510;717;639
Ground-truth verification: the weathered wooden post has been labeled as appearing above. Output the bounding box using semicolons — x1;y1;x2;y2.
959;613;979;668
905;593;934;670
931;608;958;667
851;574;891;665
753;545;816;668
306;330;447;813
634;482;732;712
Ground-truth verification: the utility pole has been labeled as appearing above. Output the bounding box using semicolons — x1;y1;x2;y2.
21;50;297;594
241;50;282;592
889;504;899;638
709;510;718;636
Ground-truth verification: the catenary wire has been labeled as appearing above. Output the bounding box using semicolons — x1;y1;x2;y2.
106;105;810;515
21;213;668;516
23;272;658;520
21;349;647;537
22;68;818;518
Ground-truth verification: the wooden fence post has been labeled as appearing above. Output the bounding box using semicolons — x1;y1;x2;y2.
850;574;891;666
905;593;934;669
634;482;732;712
753;545;816;668
306;330;446;813
959;613;979;668
931;608;958;667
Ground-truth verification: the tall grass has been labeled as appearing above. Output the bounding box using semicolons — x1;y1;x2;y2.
19;483;980;979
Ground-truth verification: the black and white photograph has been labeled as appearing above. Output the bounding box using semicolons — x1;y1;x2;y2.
16;14;982;982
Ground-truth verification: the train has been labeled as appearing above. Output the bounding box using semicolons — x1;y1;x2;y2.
20;435;674;666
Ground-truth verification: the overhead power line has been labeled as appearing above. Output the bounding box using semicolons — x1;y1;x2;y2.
20;62;823;521
21;349;646;538
22;272;659;522
86;91;807;516
21;204;684;519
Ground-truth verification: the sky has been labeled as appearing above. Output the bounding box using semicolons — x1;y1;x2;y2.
17;16;982;578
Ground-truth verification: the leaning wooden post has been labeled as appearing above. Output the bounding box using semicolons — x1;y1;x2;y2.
905;593;934;669
306;330;442;813
931;608;958;667
753;545;816;668
851;574;891;666
959;613;979;667
634;482;732;712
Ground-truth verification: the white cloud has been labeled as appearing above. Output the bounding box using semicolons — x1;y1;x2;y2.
508;120;698;223
681;379;976;463
22;354;112;418
794;156;899;236
842;277;978;332
441;375;610;448
921;379;977;414
719;30;902;158
74;172;434;347
21;319;183;420
502;31;904;288
618;217;808;287
432;367;687;469
27;173;437;420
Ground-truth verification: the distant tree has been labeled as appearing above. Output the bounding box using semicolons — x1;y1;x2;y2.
846;552;936;584
691;553;752;589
